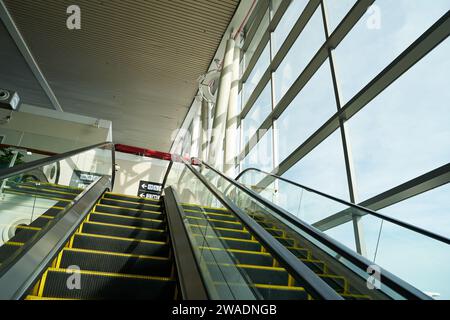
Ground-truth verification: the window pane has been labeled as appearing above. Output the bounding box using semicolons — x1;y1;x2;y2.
334;0;450;104
380;184;450;239
323;0;357;33
273;7;325;104
347;39;450;201
244;9;270;73
243;43;270;106
241;128;273;172
276;60;336;162
272;0;308;55
283;129;349;200
242;82;272;147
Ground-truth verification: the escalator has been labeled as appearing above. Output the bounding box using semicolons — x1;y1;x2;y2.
0;142;447;300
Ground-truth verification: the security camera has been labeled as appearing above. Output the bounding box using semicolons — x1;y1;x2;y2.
0;89;21;111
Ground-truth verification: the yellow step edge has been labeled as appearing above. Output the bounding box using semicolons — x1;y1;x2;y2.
235;263;286;272
62;247;170;261
75;232;168;246
17;185;79;196
183;209;233;219
5;190;72;203
192;234;260;244
100;197;161;208
16;225;41;231
5;241;25;247
47;267;174;282
182;203;230;212
186;215;242;226
96;203;162;215
189;224;249;235
104;192;161;204
26;295;78;300
83;221;165;233
198;246;272;257
254;283;306;292
38;215;54;220
37;182;83;191
316;273;347;282
91;211;164;223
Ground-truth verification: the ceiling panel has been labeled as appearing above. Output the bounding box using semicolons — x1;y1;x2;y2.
4;0;239;151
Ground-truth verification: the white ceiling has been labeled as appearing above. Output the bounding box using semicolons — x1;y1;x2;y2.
3;0;240;151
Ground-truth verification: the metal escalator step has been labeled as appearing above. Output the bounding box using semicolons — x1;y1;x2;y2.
104;193;161;205
89;212;165;230
0;242;23;263
72;233;169;257
12;227;40;243
44;207;65;217
287;247;310;259
186;216;244;230
182;204;231;215
192;234;262;252
253;284;309;300
188;225;252;240
99;198;162;212
59;249;172;277
274;237;296;247
95;204;163;220
208;264;290;286
29;216;53;229
41;268;176;300
81;222;167;242
183;209;236;222
199;247;274;267
4;186;76;200
294;274;347;294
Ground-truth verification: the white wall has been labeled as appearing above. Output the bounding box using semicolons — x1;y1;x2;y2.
113;152;170;196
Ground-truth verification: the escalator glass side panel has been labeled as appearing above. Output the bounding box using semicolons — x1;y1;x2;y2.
0;144;114;270
198;165;394;300
165;162;313;300
235;169;449;299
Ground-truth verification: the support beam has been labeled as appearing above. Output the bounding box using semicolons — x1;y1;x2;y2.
208;38;235;170
0;0;63;112
313;163;450;231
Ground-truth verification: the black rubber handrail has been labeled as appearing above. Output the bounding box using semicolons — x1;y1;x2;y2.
197;159;432;300
0;142;116;189
180;157;343;300
236;167;450;246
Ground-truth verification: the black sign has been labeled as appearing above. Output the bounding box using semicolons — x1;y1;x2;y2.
137;180;163;200
70;170;106;189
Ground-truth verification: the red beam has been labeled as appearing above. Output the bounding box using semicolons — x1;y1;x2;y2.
115;144;173;161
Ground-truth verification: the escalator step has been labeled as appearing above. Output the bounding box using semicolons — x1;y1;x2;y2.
186;216;244;231
89;212;165;230
41;268;176;300
199;247;274;267
12;227;40;243
255;285;309;300
184;209;237;222
5;186;76;200
104;193;161;205
99;198;162;212
192;234;262;252
72;233;169;257
44;207;65;217
0;242;23;263
182;204;230;215
294;274;347;294
81;222;167;242
208;264;290;286
29;216;53;229
287;247;310;259
188;225;252;240
95;204;163;220
59;249;172;277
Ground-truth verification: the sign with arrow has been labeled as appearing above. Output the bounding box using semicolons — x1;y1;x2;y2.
137;180;163;200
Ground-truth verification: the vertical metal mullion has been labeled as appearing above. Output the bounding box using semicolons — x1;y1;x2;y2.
320;1;367;257
269;0;279;174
